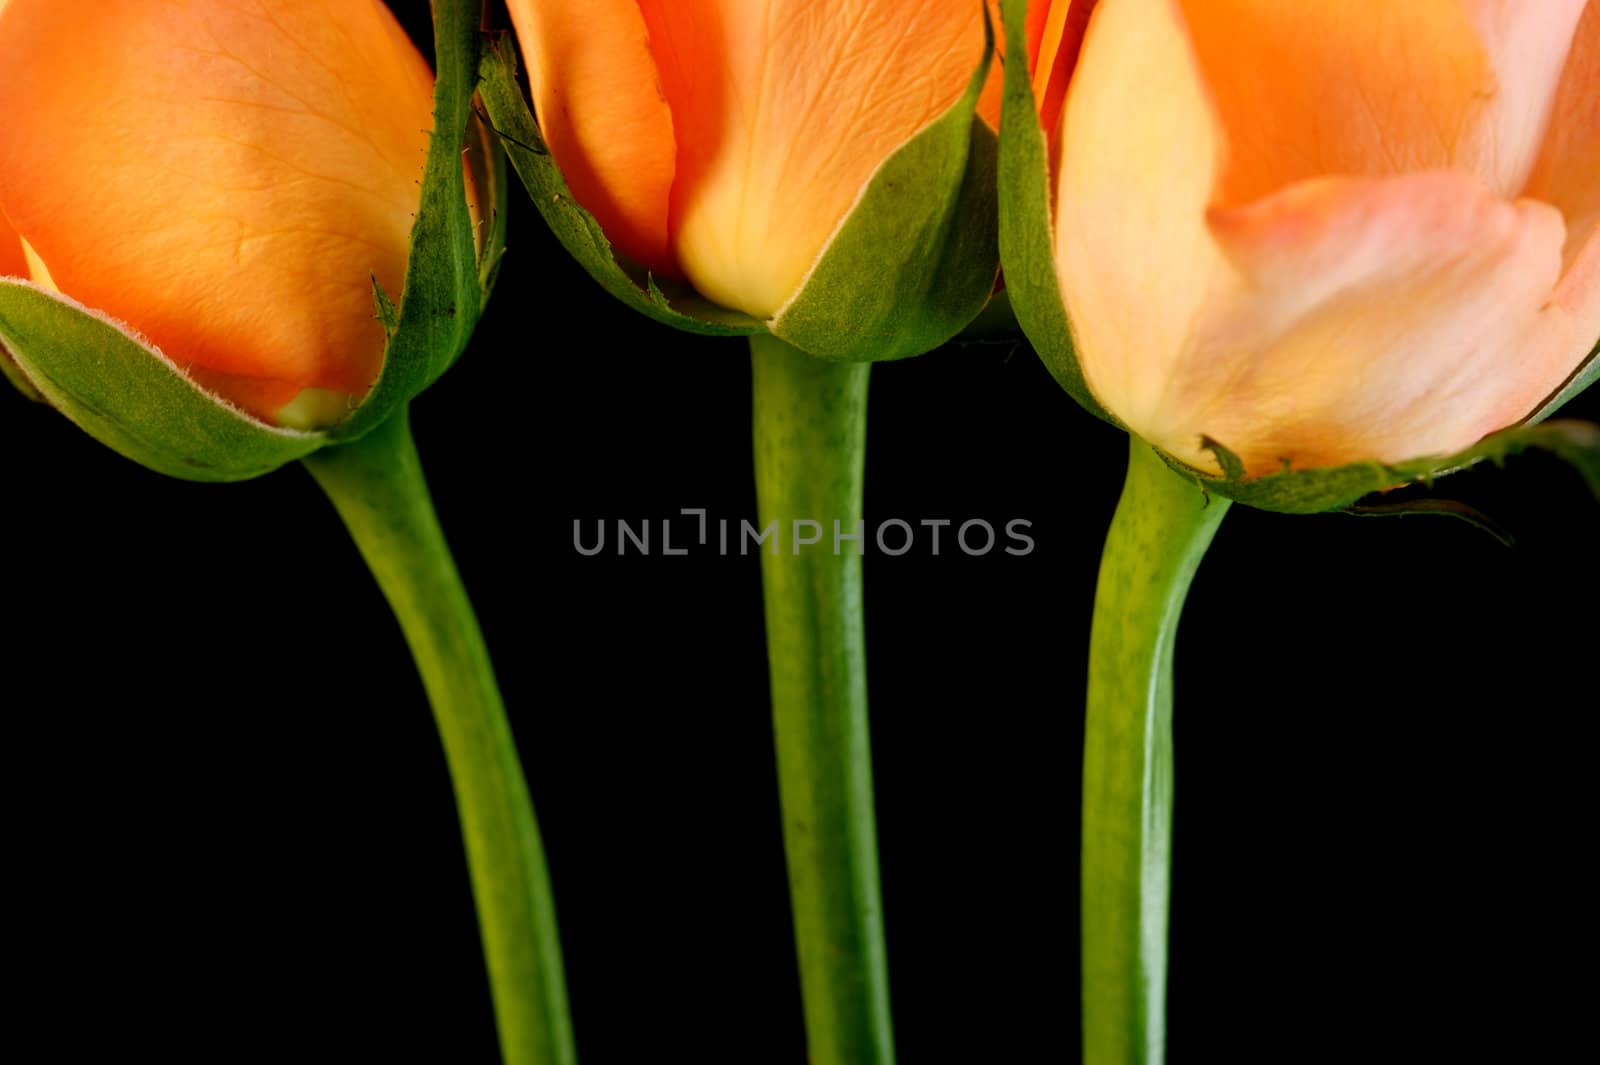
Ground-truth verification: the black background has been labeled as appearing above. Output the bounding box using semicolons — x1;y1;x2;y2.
5;3;1597;1062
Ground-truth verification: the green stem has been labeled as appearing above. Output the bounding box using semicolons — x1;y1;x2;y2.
1083;438;1230;1065
304;408;576;1065
750;334;891;1065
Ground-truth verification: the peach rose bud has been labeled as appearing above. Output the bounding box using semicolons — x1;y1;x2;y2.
1001;0;1599;491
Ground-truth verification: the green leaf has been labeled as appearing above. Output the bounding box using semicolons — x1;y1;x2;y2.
1529;336;1600;423
476;33;763;338
996;0;1116;426
768;19;999;362
332;0;487;441
1162;419;1600;514
0;281;324;481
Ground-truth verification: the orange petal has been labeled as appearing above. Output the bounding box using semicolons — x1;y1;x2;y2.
1029;0;1097;156
0;199;23;376
976;0;1006;130
505;0;678;278
1156;172;1574;475
1025;0;1053;66
636;0;993;318
185;366;308;420
0;208;23;278
0;0;432;421
1176;1;1587;203
1177;0;1503;206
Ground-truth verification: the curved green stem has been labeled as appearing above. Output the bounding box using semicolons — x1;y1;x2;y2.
1083;438;1230;1065
751;334;891;1065
304;409;576;1065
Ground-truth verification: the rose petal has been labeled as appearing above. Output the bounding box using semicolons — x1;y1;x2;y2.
1158;171;1572;475
1178;0;1499;205
184;367;307;421
0;196;25;375
0;208;22;279
1054;0;1227;432
1030;0;1097;158
636;0;992;318
976;0;1006;130
0;0;433;419
1527;0;1600;349
505;0;678;277
1460;1;1588;196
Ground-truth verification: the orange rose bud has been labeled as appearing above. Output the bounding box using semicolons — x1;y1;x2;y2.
1010;0;1600;479
0;0;436;428
506;0;1000;330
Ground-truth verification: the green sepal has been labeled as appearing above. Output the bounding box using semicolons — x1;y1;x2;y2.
1157;419;1600;514
1530;337;1600;423
328;0;487;442
373;277;400;336
476;33;763;338
959;289;1022;340
0;281;324;481
996;0;1116;426
768;17;999;362
1344;498;1515;547
2;344;43;403
471;104;512;313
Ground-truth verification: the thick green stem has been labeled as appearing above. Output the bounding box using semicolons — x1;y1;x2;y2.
1083;438;1230;1065
751;334;890;1065
304;409;575;1065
